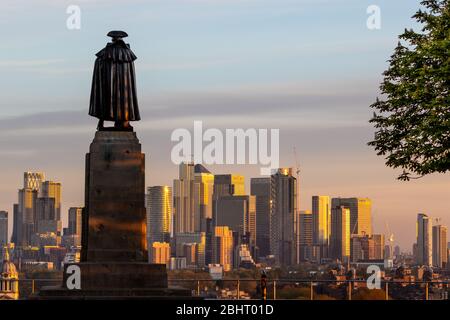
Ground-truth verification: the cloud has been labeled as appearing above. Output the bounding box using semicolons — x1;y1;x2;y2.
0;80;375;136
0;59;65;68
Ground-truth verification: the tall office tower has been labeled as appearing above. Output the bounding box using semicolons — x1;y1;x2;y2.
432;224;448;268
211;173;246;263
417;213;433;266
312;195;331;259
370;234;385;260
298;210;313;262
68;207;83;236
194;164;214;232
0;211;8;246
270;168;297;266
11;204;19;244
205;218;214;265
330;206;350;262
67;207;83;246
215;195;256;247
173;162;196;234
251;178;271;258
331;198;372;236
384;245;391;259
15;172;45;246
150;242;171;265
394;245;401;257
18;187;38;246
146;186;172;246
35;181;62;236
214;226;233;272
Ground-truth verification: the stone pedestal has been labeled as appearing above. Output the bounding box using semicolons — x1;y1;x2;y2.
82;131;147;262
37;131;192;299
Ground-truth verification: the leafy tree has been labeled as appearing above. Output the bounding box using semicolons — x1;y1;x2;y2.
369;0;450;180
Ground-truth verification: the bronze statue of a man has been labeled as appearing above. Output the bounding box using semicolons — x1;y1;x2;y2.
89;31;140;131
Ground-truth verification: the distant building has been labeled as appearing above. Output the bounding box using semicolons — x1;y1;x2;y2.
270;168;297;266
0;248;19;300
394;245;401;257
174;232;206;267
13;173;62;247
182;243;198;267
432;224;448;268
170;257;187;270
194;164;214;232
11;205;19;245
173;162;196;234
312;196;331;259
371;234;385;260
146;186;172;245
298;210;313;261
250;178;271;258
236;244;256;269
213;174;245;199
331;197;372;236
68;207;82;237
351;234;384;262
214;226;233;272
417;213;432;266
17;187;38;246
62;207;82;247
150;242;171;266
23;172;45;191
330;206;350;263
0;211;7;247
215;195;256;248
351;235;369;262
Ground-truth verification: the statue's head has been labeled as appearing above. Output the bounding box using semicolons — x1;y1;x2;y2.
107;30;128;42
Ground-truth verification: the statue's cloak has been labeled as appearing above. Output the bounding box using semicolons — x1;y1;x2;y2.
89;40;140;121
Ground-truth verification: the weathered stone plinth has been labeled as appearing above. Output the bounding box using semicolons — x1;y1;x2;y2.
83;131;147;262
37;131;192;299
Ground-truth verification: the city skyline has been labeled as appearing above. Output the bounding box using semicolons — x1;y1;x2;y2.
1;0;449;251
2;167;448;256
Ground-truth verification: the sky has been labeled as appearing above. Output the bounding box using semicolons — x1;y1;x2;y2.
0;0;449;251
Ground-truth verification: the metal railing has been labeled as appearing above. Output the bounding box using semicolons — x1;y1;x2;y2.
167;278;450;300
1;277;448;300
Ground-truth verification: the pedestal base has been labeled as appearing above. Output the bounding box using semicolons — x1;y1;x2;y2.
35;262;194;299
63;262;168;289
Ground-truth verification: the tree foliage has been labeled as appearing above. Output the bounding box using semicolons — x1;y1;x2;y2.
369;0;450;180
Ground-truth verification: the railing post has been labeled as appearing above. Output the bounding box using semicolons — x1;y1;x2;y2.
310;281;314;300
385;282;389;301
425;282;429;301
273;280;277;300
237;280;240;300
196;280;200;296
348;281;352;300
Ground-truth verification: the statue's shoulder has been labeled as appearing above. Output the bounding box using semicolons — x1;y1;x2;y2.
96;42;137;62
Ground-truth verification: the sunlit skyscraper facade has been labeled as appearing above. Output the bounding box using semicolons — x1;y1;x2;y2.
417;213;433;266
147;186;172;245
